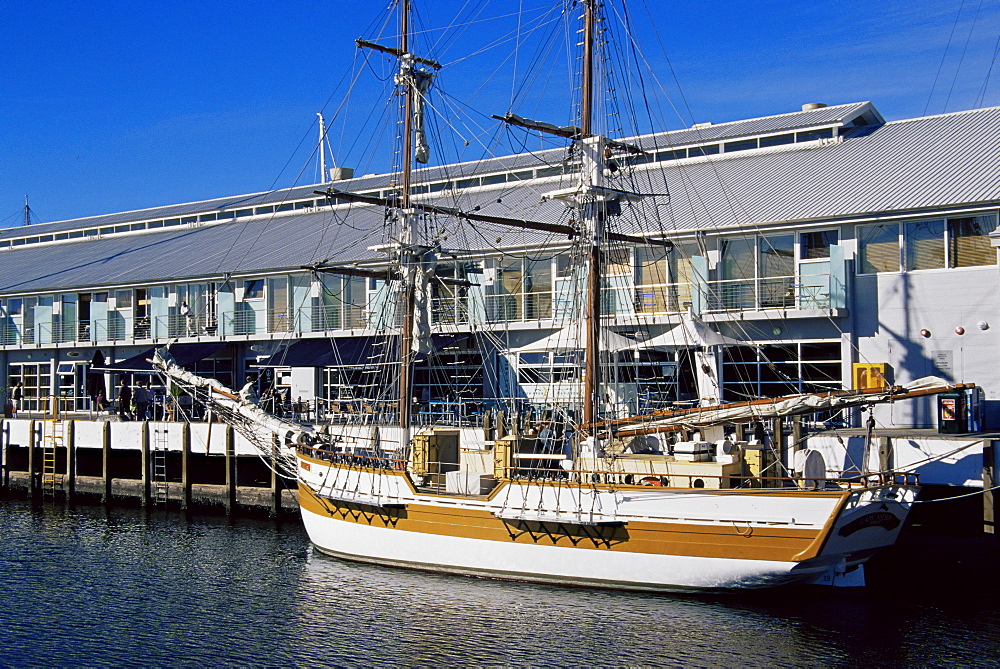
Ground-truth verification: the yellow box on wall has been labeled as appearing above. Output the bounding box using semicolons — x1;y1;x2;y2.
853;362;890;390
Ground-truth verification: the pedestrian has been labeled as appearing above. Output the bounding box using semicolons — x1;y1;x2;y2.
180;301;194;335
11;381;23;412
117;378;133;421
133;381;149;421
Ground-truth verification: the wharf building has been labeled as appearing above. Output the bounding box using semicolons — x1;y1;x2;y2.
1;101;998;475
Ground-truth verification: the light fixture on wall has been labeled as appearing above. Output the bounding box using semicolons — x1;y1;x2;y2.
919;329;931;338
955;326;966;335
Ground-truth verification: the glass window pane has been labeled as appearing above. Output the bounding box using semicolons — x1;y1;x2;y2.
759;235;794;277
720;237;755;281
244;280;264;300
800;230;838;260
858;224;899;273
948;216;997;268
905;220;945;271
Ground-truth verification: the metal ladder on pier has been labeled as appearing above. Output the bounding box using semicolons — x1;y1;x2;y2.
41;399;65;497
152;427;169;505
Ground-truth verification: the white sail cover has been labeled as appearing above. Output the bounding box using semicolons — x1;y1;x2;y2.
620;376;960;430
512;327;637;353
153;346;319;446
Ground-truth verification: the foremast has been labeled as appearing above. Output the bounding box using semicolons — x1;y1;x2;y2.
358;1;440;449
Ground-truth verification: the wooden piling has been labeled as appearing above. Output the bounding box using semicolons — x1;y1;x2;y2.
66;420;76;503
181;422;192;511
879;436;893;473
792;415;804;453
28;420;37;499
1;417;7;489
733;422;745;442
984;441;996;535
270;434;282;518
102;421;112;504
773;416;785;470
225;426;236;515
140;421;151;507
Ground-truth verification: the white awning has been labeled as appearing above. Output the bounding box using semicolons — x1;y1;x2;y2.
639;309;744;349
511;327;638;353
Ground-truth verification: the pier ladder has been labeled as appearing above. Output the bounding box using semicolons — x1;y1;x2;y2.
152;427;169;505
41;399;65;496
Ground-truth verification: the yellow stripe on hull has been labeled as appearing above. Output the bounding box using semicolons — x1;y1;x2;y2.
298;481;824;563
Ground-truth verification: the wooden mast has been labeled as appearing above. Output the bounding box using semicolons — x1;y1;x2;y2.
399;0;416;442
355;6;440;446
581;0;601;431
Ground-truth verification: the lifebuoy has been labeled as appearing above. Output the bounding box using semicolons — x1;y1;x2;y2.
639;476;662;487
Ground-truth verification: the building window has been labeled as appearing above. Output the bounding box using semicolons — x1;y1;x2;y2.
858;214;996;274
905;219;946;271
949;215;996;268
244;280;264;300
857;224;900;273
722;341;842;401
800;230;839;260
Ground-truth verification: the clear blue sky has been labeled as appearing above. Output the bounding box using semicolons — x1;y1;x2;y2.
2;0;997;227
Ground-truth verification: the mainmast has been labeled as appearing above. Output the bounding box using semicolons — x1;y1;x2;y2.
398;0;417;441
580;0;601;430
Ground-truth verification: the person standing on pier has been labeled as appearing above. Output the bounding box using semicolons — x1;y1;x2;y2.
11;381;22;413
133;381;149;421
117;378;133;421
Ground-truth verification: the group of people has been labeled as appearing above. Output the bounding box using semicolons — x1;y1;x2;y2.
115;378;154;421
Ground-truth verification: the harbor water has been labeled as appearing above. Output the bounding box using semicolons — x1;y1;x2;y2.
2;499;999;666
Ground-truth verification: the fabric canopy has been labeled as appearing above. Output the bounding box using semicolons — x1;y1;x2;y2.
639;310;744;349
511;327;637;353
256;333;470;368
99;342;226;373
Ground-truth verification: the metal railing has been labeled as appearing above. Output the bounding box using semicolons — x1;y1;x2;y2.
0;271;841;348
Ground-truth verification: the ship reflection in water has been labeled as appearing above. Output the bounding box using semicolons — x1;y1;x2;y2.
1;500;997;666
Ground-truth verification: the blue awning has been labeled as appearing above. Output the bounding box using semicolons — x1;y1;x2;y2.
256;334;470;368
99;342;227;373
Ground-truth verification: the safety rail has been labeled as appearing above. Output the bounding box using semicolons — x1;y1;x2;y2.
498;466;919;490
299;445;407;471
296;442;920;493
0;272;847;350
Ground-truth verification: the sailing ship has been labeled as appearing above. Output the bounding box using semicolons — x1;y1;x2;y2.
153;0;974;591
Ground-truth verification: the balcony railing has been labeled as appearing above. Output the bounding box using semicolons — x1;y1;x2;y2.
707;275;834;312
0;271;840;348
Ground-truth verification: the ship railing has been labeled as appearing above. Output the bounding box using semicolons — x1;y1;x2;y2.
299;444;408;470
498;466;919;490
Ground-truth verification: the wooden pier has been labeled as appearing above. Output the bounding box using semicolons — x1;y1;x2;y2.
0;415;297;516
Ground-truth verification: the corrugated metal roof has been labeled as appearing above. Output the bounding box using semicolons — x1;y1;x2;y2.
0;104;997;296
0;101;876;241
635;101;880;150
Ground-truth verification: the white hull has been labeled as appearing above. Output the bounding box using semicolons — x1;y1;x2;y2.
297;455;916;592
303;506;839;591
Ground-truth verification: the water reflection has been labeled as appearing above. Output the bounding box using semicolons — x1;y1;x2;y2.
1;500;998;667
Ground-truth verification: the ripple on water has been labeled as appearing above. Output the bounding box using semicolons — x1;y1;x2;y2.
0;500;998;667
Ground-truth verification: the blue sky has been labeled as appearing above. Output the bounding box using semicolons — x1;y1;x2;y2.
2;0;997;227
